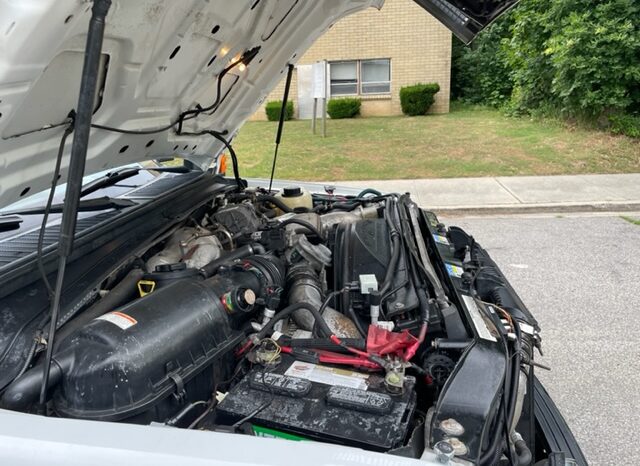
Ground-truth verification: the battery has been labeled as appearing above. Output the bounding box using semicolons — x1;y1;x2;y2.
214;355;416;451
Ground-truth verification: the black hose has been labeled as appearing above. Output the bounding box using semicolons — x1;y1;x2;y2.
199;244;265;278
513;436;533;466
255;195;292;213
282;337;366;351
53;268;144;351
380;199;402;298
277;219;324;241
256;302;333;341
357;188;382;198
1;356;70;410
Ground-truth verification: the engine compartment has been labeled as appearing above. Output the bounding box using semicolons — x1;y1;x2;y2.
0;184;540;463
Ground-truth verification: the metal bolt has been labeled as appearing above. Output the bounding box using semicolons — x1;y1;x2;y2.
434;440;455;464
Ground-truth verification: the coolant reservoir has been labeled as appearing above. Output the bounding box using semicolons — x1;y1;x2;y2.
275;186;313;213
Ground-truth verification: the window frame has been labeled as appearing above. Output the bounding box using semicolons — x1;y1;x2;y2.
328;58;391;97
359;58;391;95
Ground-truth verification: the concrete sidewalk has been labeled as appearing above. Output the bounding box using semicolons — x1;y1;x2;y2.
333;173;640;214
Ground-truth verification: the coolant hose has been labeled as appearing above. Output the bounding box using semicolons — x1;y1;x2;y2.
255;302;333;341
255;195;293;213
199;243;265;278
513;433;533;466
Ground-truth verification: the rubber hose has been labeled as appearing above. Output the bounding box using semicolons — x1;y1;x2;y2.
199;243;265;278
1;356;70;410
284;337;366;351
255;195;292;213
357;188;382;198
514;437;533;466
256;302;333;340
278;219;324;241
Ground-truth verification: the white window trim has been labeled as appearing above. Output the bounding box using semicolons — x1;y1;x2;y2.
359;59;392;95
329;59;391;98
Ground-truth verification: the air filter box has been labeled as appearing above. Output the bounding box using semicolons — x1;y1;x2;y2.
213;355;417;451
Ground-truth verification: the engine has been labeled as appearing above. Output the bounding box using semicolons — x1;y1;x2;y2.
1;185;534;462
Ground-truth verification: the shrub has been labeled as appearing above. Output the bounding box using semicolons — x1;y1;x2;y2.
609;114;640;138
399;83;440;116
327;98;361;119
265;100;294;121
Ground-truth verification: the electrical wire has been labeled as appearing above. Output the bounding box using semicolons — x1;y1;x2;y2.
179;130;242;189
37;122;74;298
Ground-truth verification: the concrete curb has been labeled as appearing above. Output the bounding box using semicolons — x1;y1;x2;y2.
430;202;640;217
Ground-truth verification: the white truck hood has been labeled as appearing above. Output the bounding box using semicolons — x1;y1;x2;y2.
0;0;382;209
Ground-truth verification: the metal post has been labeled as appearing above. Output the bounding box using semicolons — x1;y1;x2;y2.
322;97;327;138
312;98;317;134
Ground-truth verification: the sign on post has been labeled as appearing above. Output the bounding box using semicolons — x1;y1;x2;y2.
311;60;327;137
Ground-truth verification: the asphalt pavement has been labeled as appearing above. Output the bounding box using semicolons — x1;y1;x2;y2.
439;212;640;466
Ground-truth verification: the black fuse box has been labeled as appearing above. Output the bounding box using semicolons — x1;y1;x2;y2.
213;355;417;451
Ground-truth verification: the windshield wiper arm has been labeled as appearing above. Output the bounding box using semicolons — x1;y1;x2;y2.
80;165;194;198
3;197;137;216
0;214;23;231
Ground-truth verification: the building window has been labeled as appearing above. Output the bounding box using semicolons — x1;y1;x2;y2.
329;59;391;96
329;61;358;95
361;59;391;94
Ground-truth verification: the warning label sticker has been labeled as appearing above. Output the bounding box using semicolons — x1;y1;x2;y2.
284;361;369;390
432;234;450;245
445;263;464;278
96;311;137;330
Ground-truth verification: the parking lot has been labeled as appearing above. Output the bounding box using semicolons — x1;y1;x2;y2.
441;213;640;466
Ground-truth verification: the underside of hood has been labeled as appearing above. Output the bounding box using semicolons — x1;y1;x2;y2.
0;0;383;208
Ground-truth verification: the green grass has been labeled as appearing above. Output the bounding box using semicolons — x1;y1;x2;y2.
621;216;640;226
234;104;640;181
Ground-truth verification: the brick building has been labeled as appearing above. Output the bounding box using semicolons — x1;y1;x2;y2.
250;0;452;120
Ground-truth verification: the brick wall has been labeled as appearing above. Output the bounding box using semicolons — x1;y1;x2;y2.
250;0;451;120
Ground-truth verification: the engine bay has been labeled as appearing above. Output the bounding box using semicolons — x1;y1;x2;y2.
0;183;541;463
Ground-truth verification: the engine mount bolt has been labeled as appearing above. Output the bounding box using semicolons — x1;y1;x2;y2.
434;440;455;463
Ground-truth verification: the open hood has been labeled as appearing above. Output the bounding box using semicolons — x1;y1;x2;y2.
0;0;383;209
413;0;519;44
0;0;518;210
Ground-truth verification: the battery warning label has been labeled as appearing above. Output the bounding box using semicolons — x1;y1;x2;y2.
445;263;464;278
284;361;369;390
96;311;137;330
432;234;450;245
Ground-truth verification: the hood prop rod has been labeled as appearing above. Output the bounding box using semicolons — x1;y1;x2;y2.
38;0;112;413
267;63;294;193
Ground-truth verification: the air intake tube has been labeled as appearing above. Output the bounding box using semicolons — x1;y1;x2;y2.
1;255;284;418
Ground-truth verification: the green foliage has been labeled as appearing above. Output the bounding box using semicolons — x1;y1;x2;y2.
327;98;361;119
451;18;514;107
399;83;440;116
265;100;294;121
609;114;640;138
452;0;640;125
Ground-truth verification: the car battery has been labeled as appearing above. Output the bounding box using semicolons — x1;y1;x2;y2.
214;355;417;451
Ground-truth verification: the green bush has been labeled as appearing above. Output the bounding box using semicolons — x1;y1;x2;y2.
327;98;361;119
399;83;440;116
609;114;640;138
265;100;294;121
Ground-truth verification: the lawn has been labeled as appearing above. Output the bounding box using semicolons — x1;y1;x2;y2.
233;105;640;181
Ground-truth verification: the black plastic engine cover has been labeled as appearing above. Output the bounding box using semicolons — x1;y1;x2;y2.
52;279;243;422
213;355;417;451
333;219;418;317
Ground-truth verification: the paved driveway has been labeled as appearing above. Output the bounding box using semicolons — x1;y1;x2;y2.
441;213;640;466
